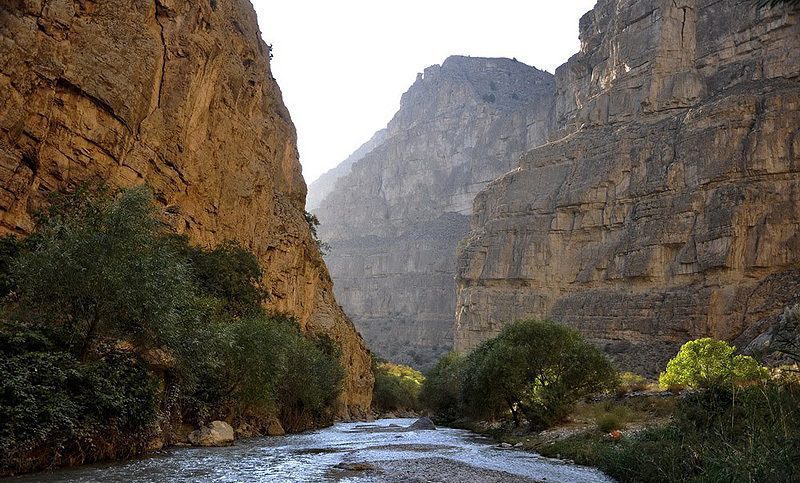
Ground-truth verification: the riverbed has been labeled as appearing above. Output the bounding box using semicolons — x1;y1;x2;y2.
11;419;613;482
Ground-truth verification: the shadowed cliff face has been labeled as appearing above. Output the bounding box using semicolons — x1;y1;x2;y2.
314;56;556;369
0;0;372;415
455;0;800;375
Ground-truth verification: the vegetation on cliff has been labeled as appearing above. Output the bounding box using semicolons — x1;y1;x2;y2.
371;359;425;413
0;185;344;475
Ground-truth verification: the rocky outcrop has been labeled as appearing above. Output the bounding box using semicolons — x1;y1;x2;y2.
455;0;800;375
306;128;387;210
0;0;371;414
188;421;234;447
314;56;556;368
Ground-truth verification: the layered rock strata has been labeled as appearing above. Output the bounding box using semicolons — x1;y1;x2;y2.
455;0;800;374
314;56;556;368
0;0;371;414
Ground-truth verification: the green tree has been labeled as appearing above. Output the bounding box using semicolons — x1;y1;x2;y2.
163;233;268;318
420;351;464;420
11;185;194;358
275;317;345;431
462;320;617;428
372;360;425;412
659;338;769;389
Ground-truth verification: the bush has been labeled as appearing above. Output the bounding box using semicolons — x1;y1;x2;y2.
0;327;157;474
372;360;425;413
659;338;769;389
616;372;649;396
420;351;464;420
543;381;800;482
461;320;617;428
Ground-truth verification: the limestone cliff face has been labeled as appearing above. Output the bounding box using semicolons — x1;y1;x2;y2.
0;0;372;415
455;0;800;375
314;56;555;368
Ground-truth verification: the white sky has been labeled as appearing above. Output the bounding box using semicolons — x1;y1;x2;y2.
253;1;597;184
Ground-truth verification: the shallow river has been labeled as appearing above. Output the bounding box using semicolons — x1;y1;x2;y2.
13;419;613;482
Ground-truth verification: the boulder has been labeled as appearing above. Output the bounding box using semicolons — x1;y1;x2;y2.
188;421;234;447
407;417;436;430
267;419;285;436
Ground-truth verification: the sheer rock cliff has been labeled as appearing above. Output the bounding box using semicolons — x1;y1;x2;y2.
455;0;800;374
314;56;556;368
0;0;372;415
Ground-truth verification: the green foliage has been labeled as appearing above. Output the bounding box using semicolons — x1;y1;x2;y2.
0;184;347;473
460;320;617;428
0;327;157;474
184;239;267;318
0;235;23;297
11;185;194;358
538;382;800;483
275;318;345;431
372;360;425;412
420;351;464;420
659;338;769;389
616;371;649;395
304;211;330;255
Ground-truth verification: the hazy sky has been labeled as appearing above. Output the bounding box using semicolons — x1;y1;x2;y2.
253;1;597;184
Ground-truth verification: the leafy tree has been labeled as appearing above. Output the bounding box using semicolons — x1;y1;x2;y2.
275;317;345;431
659;338;769;389
165;235;268;318
304;211;330;255
419;351;464;420
462;320;617;428
372;360;425;412
11;185;193;358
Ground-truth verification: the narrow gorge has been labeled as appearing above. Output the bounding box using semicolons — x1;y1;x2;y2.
313;56;556;368
313;0;800;375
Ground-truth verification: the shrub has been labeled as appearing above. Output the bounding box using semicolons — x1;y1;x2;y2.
0;183;348;474
461;320;617;428
596;413;625;433
372;360;425;412
420;351;464;420
616;372;649;396
0;327;157;475
659;338;769;389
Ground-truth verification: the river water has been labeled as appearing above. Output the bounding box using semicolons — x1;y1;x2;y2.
12;419;613;482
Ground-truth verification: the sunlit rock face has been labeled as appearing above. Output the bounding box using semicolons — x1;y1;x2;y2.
314;56;556;369
455;0;800;375
0;0;372;415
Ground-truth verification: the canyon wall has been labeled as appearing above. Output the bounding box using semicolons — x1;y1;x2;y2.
455;0;800;375
314;56;555;368
306;128;387;210
0;0;371;415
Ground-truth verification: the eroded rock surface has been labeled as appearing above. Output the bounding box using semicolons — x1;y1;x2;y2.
455;0;800;374
314;56;556;368
0;0;371;414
